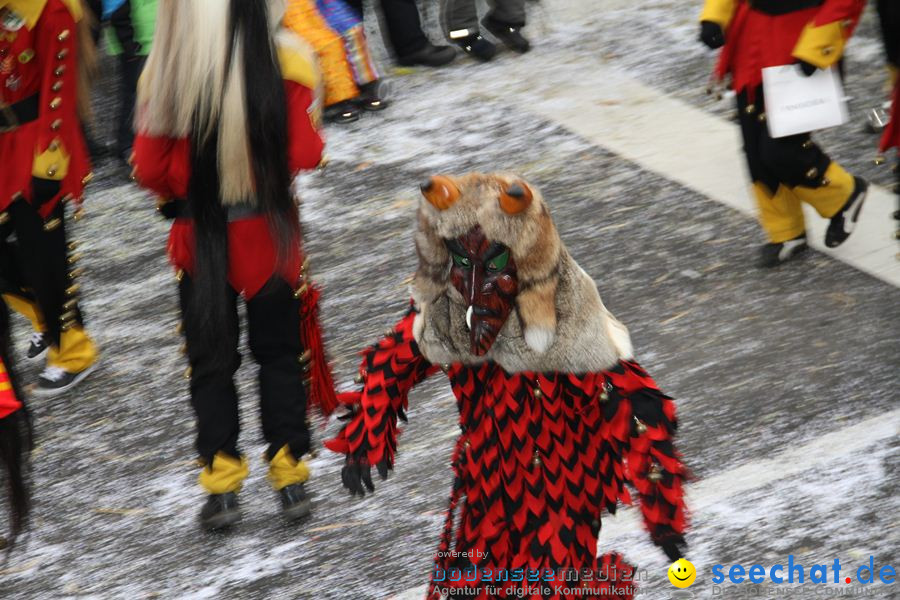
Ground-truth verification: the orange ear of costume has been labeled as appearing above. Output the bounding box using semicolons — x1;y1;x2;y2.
498;182;533;214
420;175;460;210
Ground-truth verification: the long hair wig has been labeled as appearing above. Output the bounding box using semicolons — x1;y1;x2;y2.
138;0;299;365
0;303;32;551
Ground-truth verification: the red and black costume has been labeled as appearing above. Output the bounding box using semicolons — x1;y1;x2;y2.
877;0;899;242
132;0;335;527
327;174;688;599
0;0;97;392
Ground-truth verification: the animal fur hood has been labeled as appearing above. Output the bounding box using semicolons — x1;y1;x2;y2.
411;172;633;374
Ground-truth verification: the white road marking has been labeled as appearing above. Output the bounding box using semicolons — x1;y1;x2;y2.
509;64;900;288
390;409;899;599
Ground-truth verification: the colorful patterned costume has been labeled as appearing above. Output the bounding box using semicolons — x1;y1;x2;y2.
327;174;688;599
284;0;358;106
316;0;379;87
0;0;98;390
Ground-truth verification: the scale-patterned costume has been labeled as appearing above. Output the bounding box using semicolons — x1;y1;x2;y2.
327;174;689;599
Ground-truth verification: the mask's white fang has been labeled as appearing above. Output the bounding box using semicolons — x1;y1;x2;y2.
466;305;473;330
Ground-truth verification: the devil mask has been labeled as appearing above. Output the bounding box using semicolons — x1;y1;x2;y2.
446;226;518;356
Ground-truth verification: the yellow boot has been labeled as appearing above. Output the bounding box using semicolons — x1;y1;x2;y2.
1;294;49;360
37;326;99;397
198;452;248;530
792;163;868;248
268;445;311;521
752;183;809;267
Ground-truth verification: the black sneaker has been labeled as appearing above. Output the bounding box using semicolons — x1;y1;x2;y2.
396;42;457;67
200;492;241;531
454;34;497;62
27;332;49;360
759;233;808;268
33;363;98;397
324;100;359;124
280;482;311;522
824;177;868;248
482;17;530;53
354;81;389;112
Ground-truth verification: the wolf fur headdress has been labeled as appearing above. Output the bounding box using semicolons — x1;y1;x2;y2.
411;172;633;374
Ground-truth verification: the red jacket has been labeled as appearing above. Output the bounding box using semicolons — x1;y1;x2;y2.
0;0;91;216
701;0;866;94
132;45;324;300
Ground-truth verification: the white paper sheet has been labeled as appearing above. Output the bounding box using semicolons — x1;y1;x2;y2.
761;65;848;138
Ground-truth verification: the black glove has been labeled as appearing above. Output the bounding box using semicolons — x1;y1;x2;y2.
796;60;818;77
699;21;725;49
341;452;392;497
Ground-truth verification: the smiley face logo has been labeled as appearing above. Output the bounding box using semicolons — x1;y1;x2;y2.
668;558;696;588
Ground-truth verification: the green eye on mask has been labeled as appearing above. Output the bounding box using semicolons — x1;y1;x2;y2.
452;253;473;269
486;249;509;272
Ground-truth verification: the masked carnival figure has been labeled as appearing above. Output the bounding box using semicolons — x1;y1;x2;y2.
132;0;336;530
699;0;868;267
0;0;99;395
326;174;689;599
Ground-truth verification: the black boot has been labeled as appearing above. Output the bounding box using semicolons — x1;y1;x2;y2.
280;483;311;522
324;100;360;124
396;42;457;67
454;34;496;62
355;81;389;112
482;16;530;53
200;492;241;531
758;233;808;268
824;177;868;248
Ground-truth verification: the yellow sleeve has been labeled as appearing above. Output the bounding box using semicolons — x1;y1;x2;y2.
699;0;737;29
792;21;847;69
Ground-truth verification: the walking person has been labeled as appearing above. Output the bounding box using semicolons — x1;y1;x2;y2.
699;0;869;267
132;0;336;530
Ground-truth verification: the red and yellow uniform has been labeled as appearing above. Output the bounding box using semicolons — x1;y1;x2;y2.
0;0;97;390
700;0;867;250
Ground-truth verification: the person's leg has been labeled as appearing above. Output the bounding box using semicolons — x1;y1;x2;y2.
284;0;360;123
483;0;529;52
754;91;867;249
736;89;808;267
247;278;312;520
8;200;98;390
377;0;456;66
115;55;146;162
486;0;526;27
441;0;496;61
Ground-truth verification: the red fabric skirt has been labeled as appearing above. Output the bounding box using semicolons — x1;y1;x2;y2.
167;216;302;300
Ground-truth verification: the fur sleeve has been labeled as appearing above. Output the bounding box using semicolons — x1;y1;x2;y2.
324;306;439;470
602;361;689;560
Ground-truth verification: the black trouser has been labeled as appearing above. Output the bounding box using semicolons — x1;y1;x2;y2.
878;0;899;68
344;0;429;58
736;86;832;193
179;276;310;464
0;199;82;345
116;55;146;160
